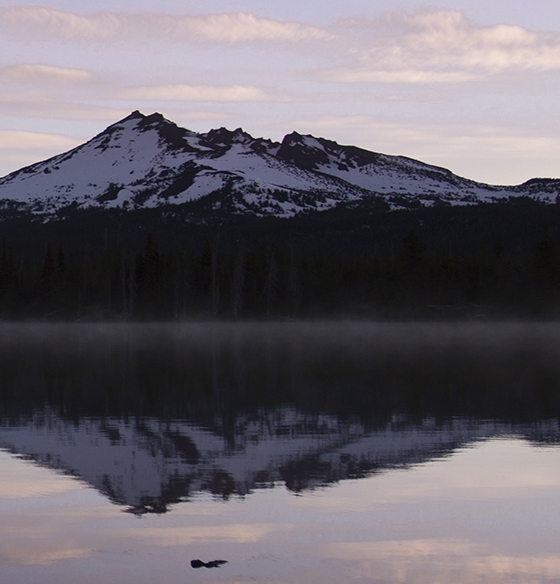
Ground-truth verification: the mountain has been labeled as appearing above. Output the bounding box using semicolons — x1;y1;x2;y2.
0;110;559;218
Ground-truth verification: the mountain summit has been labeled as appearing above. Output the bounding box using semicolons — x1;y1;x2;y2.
0;111;559;217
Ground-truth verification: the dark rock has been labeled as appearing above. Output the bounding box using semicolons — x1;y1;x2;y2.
191;559;228;569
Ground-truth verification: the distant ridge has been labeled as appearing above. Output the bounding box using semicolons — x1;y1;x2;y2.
0;110;558;218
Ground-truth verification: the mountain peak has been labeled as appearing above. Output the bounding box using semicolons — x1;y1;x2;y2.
111;111;171;131
138;112;166;127
120;110;146;123
202;126;252;146
277;131;329;171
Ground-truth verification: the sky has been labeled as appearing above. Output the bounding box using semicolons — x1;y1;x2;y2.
0;1;560;185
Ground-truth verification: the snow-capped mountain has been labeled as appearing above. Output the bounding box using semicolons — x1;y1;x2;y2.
0;110;559;218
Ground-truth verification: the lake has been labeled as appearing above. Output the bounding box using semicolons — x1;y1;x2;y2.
1;322;560;583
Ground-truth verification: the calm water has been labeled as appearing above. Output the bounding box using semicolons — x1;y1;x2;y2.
2;322;560;583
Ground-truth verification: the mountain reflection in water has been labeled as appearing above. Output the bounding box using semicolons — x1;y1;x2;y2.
1;322;560;514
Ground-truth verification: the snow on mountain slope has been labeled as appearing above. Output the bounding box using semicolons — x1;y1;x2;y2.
0;110;558;218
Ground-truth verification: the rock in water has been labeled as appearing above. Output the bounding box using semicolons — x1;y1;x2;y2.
191;559;228;569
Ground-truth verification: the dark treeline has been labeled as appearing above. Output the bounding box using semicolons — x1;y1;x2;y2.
1;229;560;319
2;196;560;260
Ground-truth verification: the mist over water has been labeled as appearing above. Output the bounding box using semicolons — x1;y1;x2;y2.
1;321;560;420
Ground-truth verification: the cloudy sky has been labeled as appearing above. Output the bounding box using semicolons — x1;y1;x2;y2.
0;1;559;184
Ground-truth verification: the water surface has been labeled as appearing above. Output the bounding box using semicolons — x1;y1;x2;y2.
1;322;560;583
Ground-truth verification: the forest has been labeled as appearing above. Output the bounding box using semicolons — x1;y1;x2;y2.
0;227;559;320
